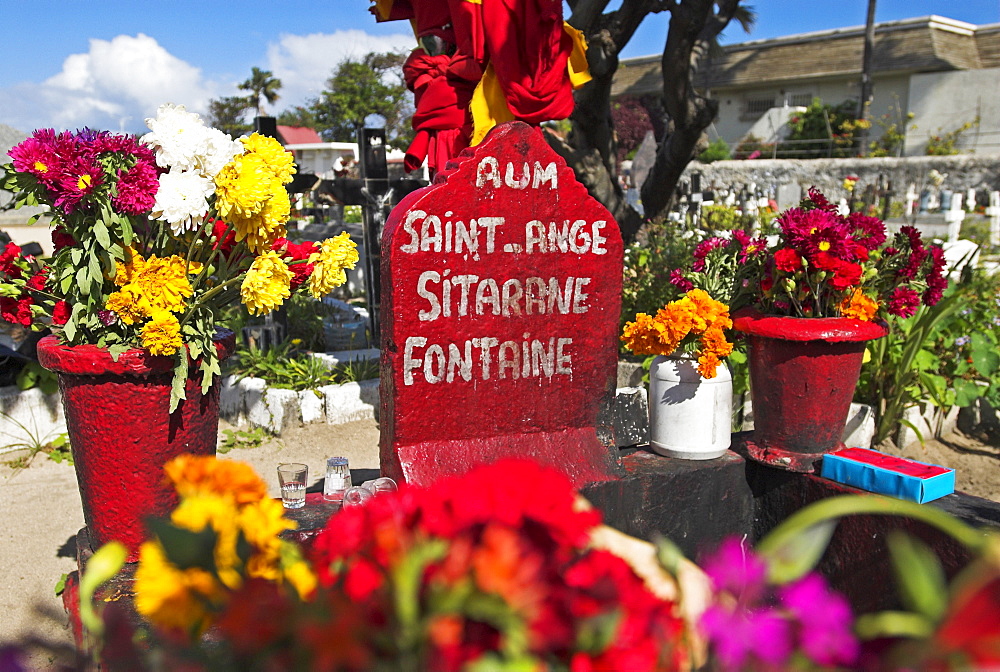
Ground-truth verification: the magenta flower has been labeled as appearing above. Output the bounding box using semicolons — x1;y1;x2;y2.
113;160;159;215
895;226;928;280
846;212;887;250
779;573;859;667
8;129;72;184
692;237;728;271
807;186;837;212
702;537;768;604
887;287;921;318
923;246;948;306
669;268;694;292
701;604;793;670
53;158;103;214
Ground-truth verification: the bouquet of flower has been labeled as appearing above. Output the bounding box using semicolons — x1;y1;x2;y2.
620;289;734;379
0;104;358;409
104;457;695;670
668;188;948;322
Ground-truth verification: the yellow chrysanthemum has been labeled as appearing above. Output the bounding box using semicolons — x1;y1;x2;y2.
839;289;878;321
238;498;297;582
308;232;359;298
164;454;269;505
241;133;296;184
229;183;290;253
141;311;183;356
105;285;149;325
214;153;274;219
134;540;225;634
241;251;293;316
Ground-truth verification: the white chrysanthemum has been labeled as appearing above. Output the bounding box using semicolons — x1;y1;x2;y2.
142;104;211;172
152;169;215;234
198;128;244;177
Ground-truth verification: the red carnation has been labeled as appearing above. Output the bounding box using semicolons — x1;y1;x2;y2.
774;248;802;272
0;295;33;327
0;242;24;279
52;300;72;325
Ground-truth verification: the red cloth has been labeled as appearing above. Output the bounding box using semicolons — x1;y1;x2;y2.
402;49;474;173
479;0;575;124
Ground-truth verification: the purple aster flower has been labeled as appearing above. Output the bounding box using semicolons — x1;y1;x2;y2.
780;573;859;667
846;212;887;250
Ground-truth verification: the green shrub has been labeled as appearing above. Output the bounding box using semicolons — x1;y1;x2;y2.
698;138;731;163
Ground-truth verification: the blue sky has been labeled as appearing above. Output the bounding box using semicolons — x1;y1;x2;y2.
1;0;997;136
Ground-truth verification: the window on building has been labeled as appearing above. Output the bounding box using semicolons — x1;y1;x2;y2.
742;96;775;120
789;93;813;107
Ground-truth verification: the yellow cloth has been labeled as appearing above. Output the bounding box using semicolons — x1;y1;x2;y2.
469;22;591;146
372;0;394;21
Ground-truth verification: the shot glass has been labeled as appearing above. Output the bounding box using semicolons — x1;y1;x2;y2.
324;456;351;502
277;463;308;509
372;477;398;494
342;486;374;508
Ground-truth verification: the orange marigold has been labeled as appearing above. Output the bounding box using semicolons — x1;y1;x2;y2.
164;454;269;505
839;289;878;321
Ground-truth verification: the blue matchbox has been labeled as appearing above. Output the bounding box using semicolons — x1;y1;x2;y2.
820;447;955;503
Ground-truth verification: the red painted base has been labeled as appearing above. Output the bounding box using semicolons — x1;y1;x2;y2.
742;437;842;474
38;332;236;562
382;428;623;488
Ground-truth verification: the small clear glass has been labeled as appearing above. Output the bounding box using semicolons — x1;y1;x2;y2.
324;456;351;502
342;486;374;508
277;463;308;509
372;477;398;494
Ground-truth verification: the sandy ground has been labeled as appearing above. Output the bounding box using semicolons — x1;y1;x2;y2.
0;417;381;667
0;418;997;668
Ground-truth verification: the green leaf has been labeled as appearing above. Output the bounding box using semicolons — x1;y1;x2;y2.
913;348;938;371
855;610;935;641
76;266;90;296
147;518;218;572
971;333;1000;375
759;519;837;584
92;219;111;250
170;356;189;413
954;379;985;407
54;573;68;596
887;531;948;621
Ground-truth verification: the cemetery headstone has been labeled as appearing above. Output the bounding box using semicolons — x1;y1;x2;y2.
775;182;801;211
379;122;624;486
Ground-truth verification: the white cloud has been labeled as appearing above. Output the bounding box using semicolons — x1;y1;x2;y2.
266;29;414;108
0;34;216;133
0;29;413;135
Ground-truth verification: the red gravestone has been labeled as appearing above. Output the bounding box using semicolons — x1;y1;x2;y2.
380;122;624;487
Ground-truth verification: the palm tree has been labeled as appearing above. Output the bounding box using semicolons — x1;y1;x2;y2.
238;67;282;117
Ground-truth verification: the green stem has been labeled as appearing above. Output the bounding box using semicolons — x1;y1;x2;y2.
179;276;245;327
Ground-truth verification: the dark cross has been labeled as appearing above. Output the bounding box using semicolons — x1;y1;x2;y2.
357;127;391;343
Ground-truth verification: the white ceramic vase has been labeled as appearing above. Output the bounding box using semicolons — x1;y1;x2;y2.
648;354;732;460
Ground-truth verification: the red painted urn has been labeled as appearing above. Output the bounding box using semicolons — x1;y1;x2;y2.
732;310;887;473
37;331;236;561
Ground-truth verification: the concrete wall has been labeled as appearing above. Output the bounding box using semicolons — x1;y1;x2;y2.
905;67;1000;156
684;154;1000;199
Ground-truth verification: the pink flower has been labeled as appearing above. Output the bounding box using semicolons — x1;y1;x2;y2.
53;158;102;214
692;237;728;271
887;287;921;317
669;268;694;292
923;246;948;306
8;129;72;184
113;160;159;215
780;573;859;667
846;212;887;251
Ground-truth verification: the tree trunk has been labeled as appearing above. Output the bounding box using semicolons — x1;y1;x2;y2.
856;0;878;153
640;0;739;220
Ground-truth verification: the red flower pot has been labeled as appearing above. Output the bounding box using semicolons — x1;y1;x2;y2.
732;310;886;473
37;331;236;561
